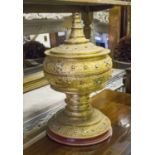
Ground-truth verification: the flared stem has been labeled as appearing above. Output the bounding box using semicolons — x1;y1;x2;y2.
64;93;93;120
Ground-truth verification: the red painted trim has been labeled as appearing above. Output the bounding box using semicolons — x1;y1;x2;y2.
47;128;112;146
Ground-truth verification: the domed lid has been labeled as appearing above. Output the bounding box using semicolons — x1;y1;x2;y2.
45;13;110;58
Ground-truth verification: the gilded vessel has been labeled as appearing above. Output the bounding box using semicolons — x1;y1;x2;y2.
43;13;112;146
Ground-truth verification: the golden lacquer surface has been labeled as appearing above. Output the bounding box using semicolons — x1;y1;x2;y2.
43;13;113;146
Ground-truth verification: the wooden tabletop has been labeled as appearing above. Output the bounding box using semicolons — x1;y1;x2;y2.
23;0;131;13
24;90;131;155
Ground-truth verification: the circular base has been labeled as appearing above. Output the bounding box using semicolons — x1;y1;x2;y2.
47;108;112;146
47;128;112;146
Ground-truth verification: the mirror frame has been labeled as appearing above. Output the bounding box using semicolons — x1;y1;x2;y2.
23;71;48;93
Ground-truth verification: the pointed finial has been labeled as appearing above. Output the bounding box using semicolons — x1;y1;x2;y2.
69;12;84;39
65;12;89;44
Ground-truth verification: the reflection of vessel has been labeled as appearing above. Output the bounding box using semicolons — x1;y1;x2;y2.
43;13;113;146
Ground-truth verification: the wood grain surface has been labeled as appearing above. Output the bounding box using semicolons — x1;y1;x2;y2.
24;90;131;155
23;0;130;13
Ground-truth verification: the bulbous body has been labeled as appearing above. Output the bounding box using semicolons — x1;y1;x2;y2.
44;42;112;94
